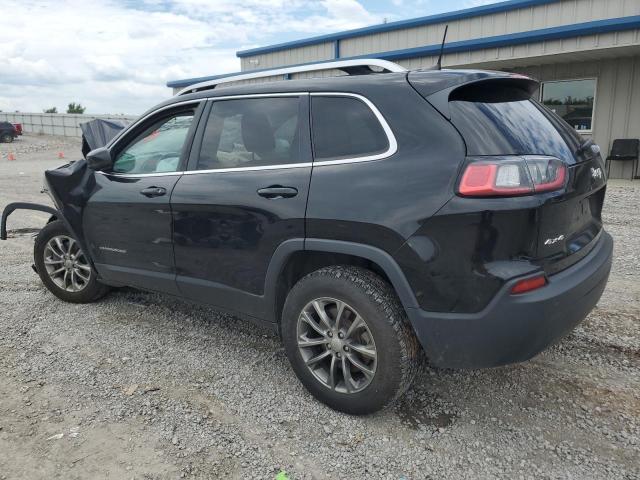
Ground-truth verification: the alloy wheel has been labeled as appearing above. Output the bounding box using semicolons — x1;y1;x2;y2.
43;235;91;292
296;297;377;394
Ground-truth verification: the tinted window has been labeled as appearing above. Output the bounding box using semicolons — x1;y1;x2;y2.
113;112;194;174
197;97;300;170
311;96;388;160
449;99;577;163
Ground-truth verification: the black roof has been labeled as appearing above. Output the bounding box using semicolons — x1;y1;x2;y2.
153;68;537;117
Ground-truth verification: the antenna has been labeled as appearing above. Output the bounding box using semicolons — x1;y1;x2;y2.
435;25;449;70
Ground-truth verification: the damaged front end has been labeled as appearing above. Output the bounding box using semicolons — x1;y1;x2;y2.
0;119;129;268
1;160;96;263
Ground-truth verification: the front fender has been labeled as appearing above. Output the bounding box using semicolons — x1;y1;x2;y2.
43;159;97;265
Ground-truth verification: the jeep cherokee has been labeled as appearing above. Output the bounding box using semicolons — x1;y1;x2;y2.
0;60;613;414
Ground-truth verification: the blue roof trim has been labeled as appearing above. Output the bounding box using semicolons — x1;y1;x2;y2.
167;58;357;88
167;16;640;88
368;15;640;61
167;72;239;88
236;0;560;58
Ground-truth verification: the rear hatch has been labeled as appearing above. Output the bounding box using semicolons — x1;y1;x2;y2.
409;71;607;273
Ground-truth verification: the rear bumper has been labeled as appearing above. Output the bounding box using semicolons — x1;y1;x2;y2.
407;231;613;369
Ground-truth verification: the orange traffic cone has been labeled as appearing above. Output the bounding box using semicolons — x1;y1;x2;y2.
58;152;65;159
7;152;16;161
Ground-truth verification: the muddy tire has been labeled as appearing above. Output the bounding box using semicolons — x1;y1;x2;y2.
282;265;420;415
34;220;110;303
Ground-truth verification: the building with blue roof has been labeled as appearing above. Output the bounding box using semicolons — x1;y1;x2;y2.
168;0;640;179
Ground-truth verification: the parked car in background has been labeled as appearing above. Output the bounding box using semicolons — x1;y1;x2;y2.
12;123;23;135
0;59;613;414
0;121;18;143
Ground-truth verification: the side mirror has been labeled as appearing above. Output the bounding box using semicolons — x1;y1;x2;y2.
86;147;113;171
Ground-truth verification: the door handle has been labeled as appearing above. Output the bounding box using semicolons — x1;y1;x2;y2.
140;186;167;198
257;186;298;199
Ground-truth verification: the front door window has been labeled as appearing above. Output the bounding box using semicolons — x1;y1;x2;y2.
113;112;194;174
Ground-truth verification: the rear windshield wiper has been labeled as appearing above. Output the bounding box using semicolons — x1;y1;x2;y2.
576;138;600;156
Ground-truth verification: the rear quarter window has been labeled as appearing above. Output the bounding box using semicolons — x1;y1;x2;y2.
448;83;582;163
449;100;578;163
311;96;389;161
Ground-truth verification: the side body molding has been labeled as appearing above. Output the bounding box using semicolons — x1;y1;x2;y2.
172;238;419;327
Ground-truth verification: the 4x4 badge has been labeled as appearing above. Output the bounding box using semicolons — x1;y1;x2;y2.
544;235;565;245
591;167;603;180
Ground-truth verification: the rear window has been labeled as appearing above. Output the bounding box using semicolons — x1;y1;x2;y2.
311;96;388;161
197;97;301;170
449;87;582;163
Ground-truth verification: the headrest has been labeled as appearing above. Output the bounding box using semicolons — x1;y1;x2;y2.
241;112;275;155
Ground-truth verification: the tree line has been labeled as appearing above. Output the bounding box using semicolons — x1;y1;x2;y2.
43;102;86;114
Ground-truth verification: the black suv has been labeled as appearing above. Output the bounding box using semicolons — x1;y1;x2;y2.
0;121;18;143
1;62;613;414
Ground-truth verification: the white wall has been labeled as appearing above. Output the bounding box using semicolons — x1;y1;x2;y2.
514;55;640;179
0;112;138;138
240;0;640;71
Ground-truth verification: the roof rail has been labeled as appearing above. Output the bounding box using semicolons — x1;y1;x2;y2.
176;59;407;96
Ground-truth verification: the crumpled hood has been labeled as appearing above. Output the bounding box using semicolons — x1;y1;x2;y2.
80;118;130;158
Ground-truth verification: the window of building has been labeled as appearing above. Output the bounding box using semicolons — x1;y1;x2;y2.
311;96;389;160
197;97;301;170
540;79;596;133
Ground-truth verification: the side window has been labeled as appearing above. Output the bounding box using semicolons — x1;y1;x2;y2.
112;111;195;174
311;96;389;161
197;97;300;170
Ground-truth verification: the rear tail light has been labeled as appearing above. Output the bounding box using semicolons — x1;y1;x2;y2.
511;274;547;294
458;157;567;197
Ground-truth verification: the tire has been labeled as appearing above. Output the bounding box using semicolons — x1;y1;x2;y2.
33;220;110;303
282;266;420;415
1;133;13;143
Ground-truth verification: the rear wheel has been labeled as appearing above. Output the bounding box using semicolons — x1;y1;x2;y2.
282;266;420;414
34;221;110;303
1;133;13;143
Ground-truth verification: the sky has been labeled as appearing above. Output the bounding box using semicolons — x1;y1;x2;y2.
0;0;497;115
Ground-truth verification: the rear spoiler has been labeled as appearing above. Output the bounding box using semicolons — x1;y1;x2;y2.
0;203;58;240
408;69;539;119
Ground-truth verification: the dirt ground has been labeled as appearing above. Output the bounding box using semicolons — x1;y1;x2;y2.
0;135;639;480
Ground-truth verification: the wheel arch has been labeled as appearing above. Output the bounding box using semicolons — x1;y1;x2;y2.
266;238;420;327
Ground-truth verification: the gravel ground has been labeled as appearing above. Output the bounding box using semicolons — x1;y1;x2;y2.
1;134;639;479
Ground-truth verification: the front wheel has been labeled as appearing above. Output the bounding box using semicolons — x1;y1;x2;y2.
33;220;110;303
282;266;420;414
1;133;13;143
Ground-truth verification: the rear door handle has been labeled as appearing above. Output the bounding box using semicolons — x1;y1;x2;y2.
257;186;298;199
140;186;167;198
